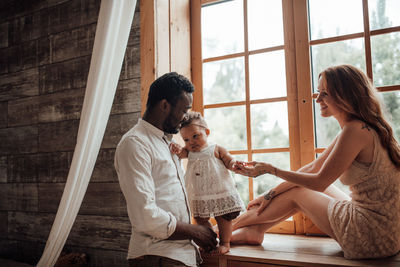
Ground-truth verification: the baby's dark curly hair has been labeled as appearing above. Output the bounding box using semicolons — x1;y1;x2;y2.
180;111;208;129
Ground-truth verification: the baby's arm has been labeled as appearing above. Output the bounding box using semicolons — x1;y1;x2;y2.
215;145;236;171
169;142;189;159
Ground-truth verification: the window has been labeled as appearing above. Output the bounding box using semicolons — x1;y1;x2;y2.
191;0;400;234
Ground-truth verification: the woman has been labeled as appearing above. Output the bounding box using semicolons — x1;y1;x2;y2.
232;65;400;259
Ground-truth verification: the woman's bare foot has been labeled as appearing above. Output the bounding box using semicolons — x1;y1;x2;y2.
211;242;230;255
231;225;265;245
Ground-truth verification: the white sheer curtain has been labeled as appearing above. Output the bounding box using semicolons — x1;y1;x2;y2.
36;1;137;266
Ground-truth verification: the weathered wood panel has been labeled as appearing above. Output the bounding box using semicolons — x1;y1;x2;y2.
0;101;6;128
67;214;131;251
8;9;49;45
39;56;90;94
48;0;100;35
0;21;8;48
111;78;141;115
0;156;6;183
8;95;39;127
37;183;63;212
0;126;38;155
8;211;131;251
0;239;19;260
0;0;47;23
127;10;141;47
10;240;44;265
38;87;85;123
0;68;39;102
37;151;73;183
81;182;127;216
0;185;7;210
38;120;79;153
7;40;37;73
7;183;38;211
37;36;50;66
8;211;54;242
39;182;126;216
91;149;118;183
8;154;38;183
0;184;38;211
0;212;7;238
52;23;96;63
101;113;140;149
122;46;141;80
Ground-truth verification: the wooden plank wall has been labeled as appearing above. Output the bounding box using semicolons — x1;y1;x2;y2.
0;0;141;266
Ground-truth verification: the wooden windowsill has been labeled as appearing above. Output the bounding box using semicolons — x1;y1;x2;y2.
201;233;400;267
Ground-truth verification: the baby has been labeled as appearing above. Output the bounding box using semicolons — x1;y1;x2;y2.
170;111;244;255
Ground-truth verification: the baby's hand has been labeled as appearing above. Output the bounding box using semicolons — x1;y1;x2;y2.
169;142;183;155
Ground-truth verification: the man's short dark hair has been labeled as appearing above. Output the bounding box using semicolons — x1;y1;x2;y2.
146;72;194;109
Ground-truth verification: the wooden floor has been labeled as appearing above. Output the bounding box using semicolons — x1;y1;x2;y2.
201;233;400;267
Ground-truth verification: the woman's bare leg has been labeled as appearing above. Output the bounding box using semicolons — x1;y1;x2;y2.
231;187;337;244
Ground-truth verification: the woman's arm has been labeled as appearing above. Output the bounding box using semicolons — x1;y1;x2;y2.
297;135;338;173
236;123;369;191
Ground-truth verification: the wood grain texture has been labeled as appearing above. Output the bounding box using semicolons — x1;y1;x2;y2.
111;78;141;115
0;101;6;128
8;154;38;183
0;68;39;102
0;156;6;183
37;151;73;183
38;120;79;153
0;126;38;155
201;233;400;267
39;56;90;94
51;23;96;63
0;183;38;211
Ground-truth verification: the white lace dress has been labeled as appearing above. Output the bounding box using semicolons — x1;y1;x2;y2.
328;130;400;259
185;144;244;218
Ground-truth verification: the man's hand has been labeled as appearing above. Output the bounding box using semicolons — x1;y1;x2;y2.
190;225;218;252
168;222;218;252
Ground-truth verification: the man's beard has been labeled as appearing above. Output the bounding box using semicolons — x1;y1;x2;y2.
163;118;180;134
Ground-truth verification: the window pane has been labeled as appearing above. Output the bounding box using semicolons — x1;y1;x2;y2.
249;51;287;99
310;38;366;92
252;153;289;197
201;0;244;58
382;91;400;142
369;0;400;30
203;57;245;105
251;102;289;149
204;106;247;151
371;32;400;87
248;0;284;50
231;154;250;205
314;99;341;148
308;0;363;40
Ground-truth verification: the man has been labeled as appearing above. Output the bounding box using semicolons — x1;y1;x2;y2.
115;72;218;267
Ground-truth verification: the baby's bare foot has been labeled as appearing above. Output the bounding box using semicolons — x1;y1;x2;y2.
211;242;230;255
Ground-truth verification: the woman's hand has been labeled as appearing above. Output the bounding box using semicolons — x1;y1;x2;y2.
234;161;275;177
247;194;272;215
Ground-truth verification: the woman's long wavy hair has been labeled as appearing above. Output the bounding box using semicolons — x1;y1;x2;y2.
320;64;400;169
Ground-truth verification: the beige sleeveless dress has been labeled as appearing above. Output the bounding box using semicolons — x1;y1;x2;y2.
185;144;244;218
328;130;400;259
